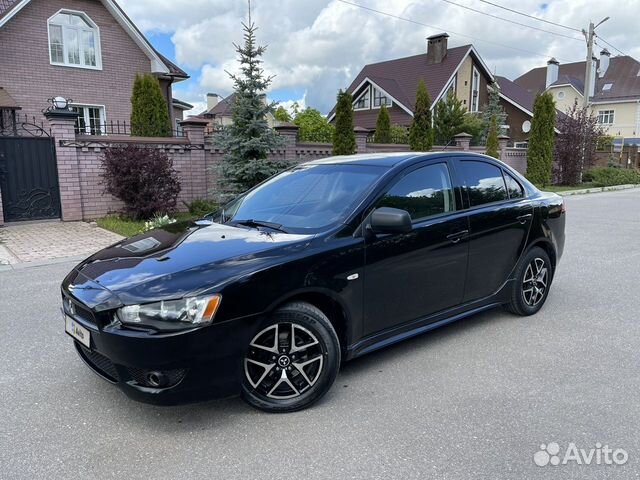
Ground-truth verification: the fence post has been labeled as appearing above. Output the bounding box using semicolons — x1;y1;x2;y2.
498;135;509;162
274;123;299;163
45;109;83;221
180;118;209;201
354;127;369;154
454;132;472;151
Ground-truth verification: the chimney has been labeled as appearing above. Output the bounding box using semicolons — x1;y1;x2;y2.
545;57;559;88
207;93;220;111
589;55;597;97
599;48;611;78
427;33;449;64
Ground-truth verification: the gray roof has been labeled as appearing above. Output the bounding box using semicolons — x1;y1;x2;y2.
515;56;640;102
495;75;534;112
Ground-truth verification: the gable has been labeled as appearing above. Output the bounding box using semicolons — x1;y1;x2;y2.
0;0;186;78
328;44;494;120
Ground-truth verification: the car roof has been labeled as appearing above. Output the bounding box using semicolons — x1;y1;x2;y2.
305;152;435;168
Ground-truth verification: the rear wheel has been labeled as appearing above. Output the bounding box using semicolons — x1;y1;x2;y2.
241;302;340;413
506;247;553;316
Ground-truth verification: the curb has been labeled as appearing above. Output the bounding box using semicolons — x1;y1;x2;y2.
0;254;86;272
557;184;640;196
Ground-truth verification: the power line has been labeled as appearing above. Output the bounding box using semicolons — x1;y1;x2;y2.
335;0;574;62
476;0;581;32
441;0;583;42
595;36;628;57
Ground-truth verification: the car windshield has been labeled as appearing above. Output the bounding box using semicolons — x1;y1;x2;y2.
222;163;387;233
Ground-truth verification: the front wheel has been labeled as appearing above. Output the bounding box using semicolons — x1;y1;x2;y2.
506;246;553;316
241;302;341;413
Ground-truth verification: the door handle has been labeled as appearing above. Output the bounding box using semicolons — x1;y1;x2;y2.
517;213;533;224
446;230;469;243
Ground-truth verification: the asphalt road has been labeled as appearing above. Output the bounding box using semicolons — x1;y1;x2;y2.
1;189;639;480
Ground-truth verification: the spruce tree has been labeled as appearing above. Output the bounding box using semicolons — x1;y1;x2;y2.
485;115;500;159
130;73;172;137
332;90;356;155
409;79;433;151
481;86;507;142
526;92;556;186
214;20;286;193
433;91;467;145
374;105;392;143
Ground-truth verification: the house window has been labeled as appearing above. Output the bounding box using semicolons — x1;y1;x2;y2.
471;67;480;112
353;87;370;110
48;10;102;69
71;105;105;134
597;110;614;125
372;87;391;108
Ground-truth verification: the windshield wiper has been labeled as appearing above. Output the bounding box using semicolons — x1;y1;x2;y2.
230;219;289;233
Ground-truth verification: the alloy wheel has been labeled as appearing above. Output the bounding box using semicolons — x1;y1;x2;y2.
522;257;548;307
244;323;325;400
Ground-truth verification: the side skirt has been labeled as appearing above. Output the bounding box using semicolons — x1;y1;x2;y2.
346;281;515;360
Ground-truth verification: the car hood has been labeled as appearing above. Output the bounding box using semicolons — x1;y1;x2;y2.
65;221;314;308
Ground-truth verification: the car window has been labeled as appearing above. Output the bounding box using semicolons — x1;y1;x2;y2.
377;163;455;221
459;160;508;207
225;164;386;233
504;171;525;199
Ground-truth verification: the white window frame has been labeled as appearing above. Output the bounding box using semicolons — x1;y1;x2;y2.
48;9;102;70
471;66;480;112
71;103;106;135
372;86;392;109
353;86;371;111
597;109;615;125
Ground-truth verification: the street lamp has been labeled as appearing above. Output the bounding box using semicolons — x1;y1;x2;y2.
52;96;69;110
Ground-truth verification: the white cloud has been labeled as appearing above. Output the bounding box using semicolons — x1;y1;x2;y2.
119;0;640;114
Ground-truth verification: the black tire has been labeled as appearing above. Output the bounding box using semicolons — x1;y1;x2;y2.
241;301;341;413
505;246;553;316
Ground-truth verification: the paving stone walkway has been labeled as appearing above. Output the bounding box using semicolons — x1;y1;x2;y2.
0;221;123;265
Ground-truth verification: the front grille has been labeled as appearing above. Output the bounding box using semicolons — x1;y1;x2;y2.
63;294;99;328
76;343;119;383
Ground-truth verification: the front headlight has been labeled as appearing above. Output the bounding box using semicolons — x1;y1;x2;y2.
117;294;221;331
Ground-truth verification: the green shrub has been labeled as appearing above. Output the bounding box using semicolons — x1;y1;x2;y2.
582;167;640;186
185;198;219;218
390;124;409;144
143;214;177;232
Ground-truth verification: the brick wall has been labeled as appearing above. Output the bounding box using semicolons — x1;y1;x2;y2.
40;116;528;222
0;0;159;125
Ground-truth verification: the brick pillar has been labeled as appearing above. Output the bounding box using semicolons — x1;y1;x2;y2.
180;118;209;201
354;127;369;153
274;123;300;163
45;109;83;221
454;132;472;151
498;135;509;161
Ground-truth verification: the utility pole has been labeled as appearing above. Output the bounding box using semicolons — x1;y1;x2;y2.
582;17;609;109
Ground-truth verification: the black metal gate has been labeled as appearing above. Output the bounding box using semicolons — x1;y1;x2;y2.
0;121;61;222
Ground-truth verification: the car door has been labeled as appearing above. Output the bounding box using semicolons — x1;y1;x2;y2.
362;160;470;336
454;158;533;302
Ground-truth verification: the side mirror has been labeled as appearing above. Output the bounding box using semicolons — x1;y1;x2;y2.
369;207;412;234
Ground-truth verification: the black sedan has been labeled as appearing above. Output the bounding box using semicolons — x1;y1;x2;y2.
62;152;565;412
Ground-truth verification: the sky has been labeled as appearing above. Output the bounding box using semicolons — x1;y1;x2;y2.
118;0;640;117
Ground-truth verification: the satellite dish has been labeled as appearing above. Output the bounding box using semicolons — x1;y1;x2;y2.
522;120;531;133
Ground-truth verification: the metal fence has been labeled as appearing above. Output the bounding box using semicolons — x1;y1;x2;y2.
74;120;187;138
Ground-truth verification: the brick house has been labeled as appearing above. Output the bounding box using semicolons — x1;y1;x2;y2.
0;0;189;132
328;33;495;133
513;53;640;143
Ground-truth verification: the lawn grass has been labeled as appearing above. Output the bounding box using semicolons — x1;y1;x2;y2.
96;212;195;237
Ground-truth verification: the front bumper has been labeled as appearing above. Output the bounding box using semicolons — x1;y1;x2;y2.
66;304;263;406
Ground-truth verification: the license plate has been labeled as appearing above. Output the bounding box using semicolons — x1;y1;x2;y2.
65;315;91;348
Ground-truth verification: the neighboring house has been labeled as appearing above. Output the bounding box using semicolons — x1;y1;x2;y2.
514;51;640;142
493;75;539;144
0;0;188;134
197;92;276;129
328;33;495;132
172;98;193;134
